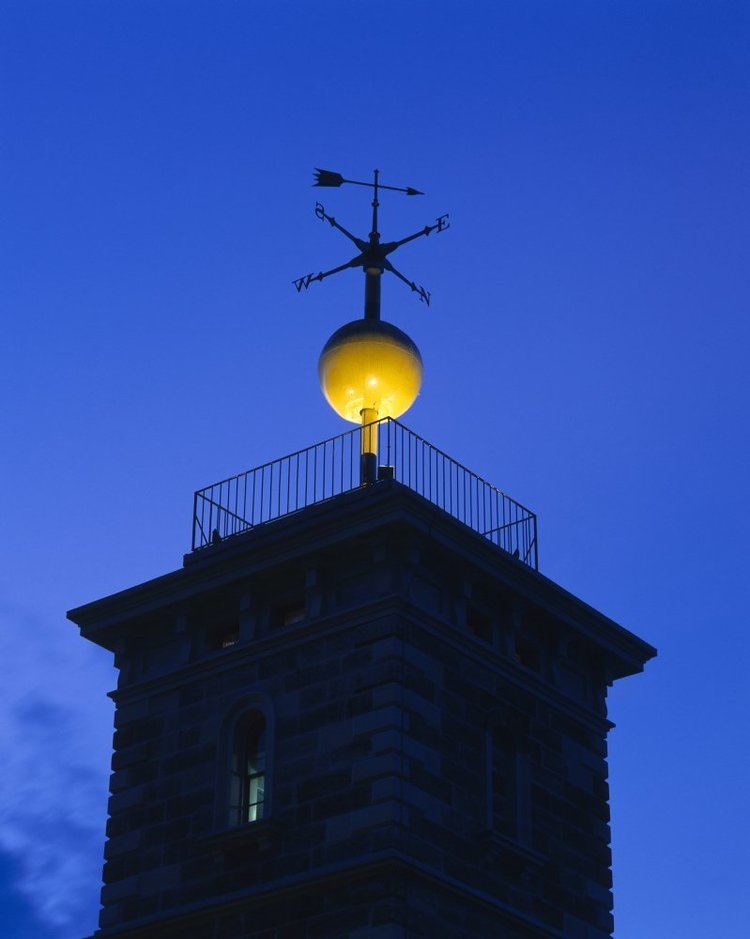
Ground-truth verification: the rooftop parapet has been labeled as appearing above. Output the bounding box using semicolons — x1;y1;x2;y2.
192;417;538;570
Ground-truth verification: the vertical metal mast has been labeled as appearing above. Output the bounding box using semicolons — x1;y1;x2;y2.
364;169;381;320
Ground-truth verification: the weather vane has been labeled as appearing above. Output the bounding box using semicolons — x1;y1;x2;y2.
300;166;450;486
293;167;450;317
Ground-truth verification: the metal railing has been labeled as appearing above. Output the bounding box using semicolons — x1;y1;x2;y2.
192;418;538;569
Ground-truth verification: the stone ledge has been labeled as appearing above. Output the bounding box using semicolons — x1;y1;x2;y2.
199;818;283;856
87;850;565;938
481;829;548;872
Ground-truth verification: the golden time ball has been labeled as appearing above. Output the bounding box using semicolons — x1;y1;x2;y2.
318;319;423;423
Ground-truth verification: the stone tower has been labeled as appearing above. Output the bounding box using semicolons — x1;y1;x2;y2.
69;168;654;937
69;461;655;938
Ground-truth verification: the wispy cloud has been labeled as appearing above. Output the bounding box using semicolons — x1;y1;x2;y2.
0;599;115;936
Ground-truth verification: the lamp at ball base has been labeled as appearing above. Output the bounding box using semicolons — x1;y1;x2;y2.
318;317;423;484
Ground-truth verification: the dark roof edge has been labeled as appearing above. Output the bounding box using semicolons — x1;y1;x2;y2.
67;481;656;674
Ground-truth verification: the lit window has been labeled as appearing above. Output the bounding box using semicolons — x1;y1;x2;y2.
219;629;239;649
229;712;266;825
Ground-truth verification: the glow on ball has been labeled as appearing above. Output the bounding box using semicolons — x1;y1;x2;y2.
318;319;423;424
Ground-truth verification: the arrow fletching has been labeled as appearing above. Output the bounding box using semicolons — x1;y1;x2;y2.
313;168;345;188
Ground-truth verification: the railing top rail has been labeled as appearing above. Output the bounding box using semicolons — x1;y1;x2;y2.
191;418;538;569
194;418;535;518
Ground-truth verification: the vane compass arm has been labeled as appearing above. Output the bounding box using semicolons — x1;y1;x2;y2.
317;258;359;281
293;257;359;293
303;167;444;310
384;214;450;255
383;259;431;306
315;202;367;250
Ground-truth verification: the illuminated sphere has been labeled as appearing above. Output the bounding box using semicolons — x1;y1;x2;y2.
318;318;423;423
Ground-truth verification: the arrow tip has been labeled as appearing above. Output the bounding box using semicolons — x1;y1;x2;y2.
406;187;424;196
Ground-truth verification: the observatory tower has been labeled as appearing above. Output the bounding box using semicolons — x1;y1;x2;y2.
69;169;655;938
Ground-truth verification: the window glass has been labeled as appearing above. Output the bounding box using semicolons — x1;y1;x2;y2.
229;713;266;825
219;629;239;649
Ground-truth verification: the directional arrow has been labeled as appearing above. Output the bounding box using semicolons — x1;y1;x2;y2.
313;168;424;196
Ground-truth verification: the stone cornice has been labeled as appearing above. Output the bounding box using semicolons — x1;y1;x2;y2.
87;849;564;939
69;481;655;680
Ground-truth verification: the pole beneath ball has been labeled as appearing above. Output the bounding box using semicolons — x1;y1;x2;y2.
360;407;378;485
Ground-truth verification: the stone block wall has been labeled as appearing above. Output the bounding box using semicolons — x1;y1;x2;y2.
90;509;638;938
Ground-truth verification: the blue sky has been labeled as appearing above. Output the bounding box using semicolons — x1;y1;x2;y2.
1;2;748;936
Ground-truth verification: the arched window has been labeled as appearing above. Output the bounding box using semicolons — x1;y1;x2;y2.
229;711;266;826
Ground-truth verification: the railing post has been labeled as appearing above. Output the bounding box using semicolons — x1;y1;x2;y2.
192;492;198;550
